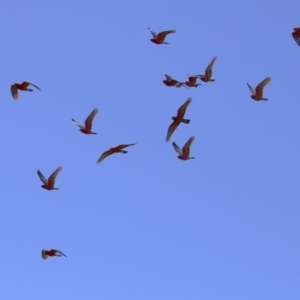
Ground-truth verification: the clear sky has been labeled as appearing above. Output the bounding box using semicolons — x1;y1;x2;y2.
1;1;299;299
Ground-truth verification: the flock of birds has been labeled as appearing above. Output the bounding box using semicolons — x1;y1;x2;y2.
9;26;300;260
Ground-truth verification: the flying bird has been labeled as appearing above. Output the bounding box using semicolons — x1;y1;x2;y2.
72;108;98;134
97;143;136;163
166;97;192;142
247;77;271;101
37;166;62;190
172;136;195;160
162;73;187;88
199;56;217;82
292;27;300;46
148;28;176;44
184;75;201;87
10;81;41;100
41;249;67;259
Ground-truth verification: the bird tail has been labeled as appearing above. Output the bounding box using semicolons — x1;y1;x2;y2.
121;150;128;153
183;119;190;124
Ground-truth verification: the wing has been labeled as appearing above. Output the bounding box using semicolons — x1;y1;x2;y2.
84;108;98;131
293;35;300;46
71;118;84;128
177;97;192;117
29;82;41;90
41;250;48;259
163;73;173;80
148;27;157;38
157;30;176;41
119;143;136;149
54;249;67;257
166;121;180;142
10;84;18;100
247;83;255;94
37;170;47;184
172;141;182;155
205;56;217;77
255;77;271;95
48;166;62;187
182;136;195;157
97;150;113;163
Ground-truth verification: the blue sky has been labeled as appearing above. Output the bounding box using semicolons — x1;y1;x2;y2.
1;0;300;299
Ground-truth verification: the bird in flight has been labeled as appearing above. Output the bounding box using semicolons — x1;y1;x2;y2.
172;136;195;160
148;28;176;44
72;108;98;134
97;143;136;163
199;56;217;82
292;27;300;46
162;73;187;88
184;75;201;87
10;81;41;100
247;77;271;101
37;166;62;190
166;97;192;142
41;249;67;259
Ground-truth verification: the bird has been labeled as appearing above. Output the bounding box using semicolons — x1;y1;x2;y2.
148;28;176;44
97;143;136;163
72;108;98;134
247;77;271;101
199;56;217;82
37;166;62;190
172;136;195;160
166;97;192;142
184;75;201;87
162;73;187;88
292;27;300;46
41;249;67;259
10;81;41;100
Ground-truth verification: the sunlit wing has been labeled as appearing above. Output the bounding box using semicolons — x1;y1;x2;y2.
97;150;113;163
41;250;48;259
182;136;195;157
255;77;271;95
205;56;217;77
177;97;192;117
72;118;84;129
157;30;176;41
10;84;18;99
166;122;179;142
84;108;98;130
37;170;47;184
48;166;62;187
172;141;182;155
119;143;136;149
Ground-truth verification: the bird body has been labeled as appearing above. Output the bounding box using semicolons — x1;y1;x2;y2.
185;75;201;87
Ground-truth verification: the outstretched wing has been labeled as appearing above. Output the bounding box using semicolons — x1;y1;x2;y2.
172;141;182;155
255;77;271;96
37;170;47;184
148;27;157;38
166;121;180;142
53;249;67;257
29;82;41;90
10;84;18;100
182;136;195;157
205;56;217;78
247;83;255;94
163;73;173;80
97;150;113;163
48;166;62;188
157;30;176;42
71;118;84;129
177;97;192;118
118;143;136;149
84;108;98;131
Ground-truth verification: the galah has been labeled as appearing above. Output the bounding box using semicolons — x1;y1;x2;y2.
37;166;62;190
97;143;136;163
72;108;98;134
292;27;300;46
166;97;192;142
172;136;195;160
10;81;41;100
148;28;176;44
185;75;201;87
41;249;67;259
247;77;271;101
162;73;187;88
199;56;217;82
